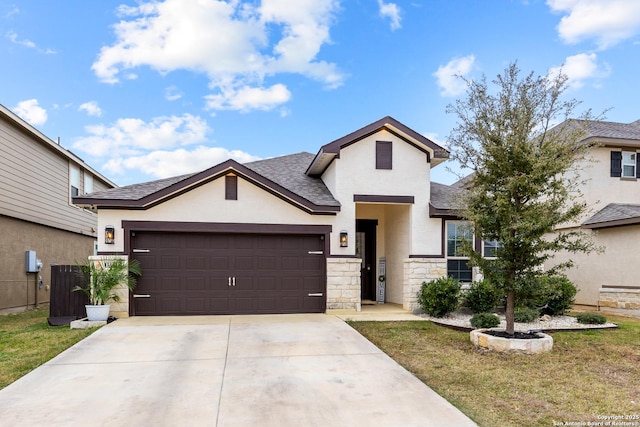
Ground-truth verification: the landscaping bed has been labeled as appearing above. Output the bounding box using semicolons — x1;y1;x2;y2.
421;311;618;332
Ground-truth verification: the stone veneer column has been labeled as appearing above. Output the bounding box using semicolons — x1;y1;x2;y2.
88;255;131;318
403;258;447;312
326;257;362;311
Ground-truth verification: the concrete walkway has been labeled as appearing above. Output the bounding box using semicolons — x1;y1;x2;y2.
0;314;476;427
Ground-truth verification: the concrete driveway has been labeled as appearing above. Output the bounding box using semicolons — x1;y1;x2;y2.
0;314;476;427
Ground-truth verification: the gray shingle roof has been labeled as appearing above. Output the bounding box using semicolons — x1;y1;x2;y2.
430;182;465;211
583;203;640;229
579;119;640;141
82;173;196;201
77;152;339;209
245;152;340;207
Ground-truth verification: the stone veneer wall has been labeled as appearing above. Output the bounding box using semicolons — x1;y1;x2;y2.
326;258;362;311
598;286;640;310
403;258;447;312
88;255;130;318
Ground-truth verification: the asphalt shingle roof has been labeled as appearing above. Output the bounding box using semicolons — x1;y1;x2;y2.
81;173;196;201
244;152;340;207
583;203;640;228
79;152;339;208
430;181;465;211
579;119;640;141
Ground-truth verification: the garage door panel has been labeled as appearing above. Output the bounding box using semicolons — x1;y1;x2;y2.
257;256;277;269
210;256;229;270
160;255;180;270
186;277;206;290
132;231;325;315
185;296;206;312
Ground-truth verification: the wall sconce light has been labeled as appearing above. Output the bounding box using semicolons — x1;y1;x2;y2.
105;226;115;244
340;231;348;247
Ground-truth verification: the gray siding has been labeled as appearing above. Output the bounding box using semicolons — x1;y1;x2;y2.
0;113;110;237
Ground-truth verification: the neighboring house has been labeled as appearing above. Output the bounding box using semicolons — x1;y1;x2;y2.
0;104;116;314
549;119;640;309
74;116;472;316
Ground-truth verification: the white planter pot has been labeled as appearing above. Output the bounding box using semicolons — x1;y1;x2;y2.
85;304;111;321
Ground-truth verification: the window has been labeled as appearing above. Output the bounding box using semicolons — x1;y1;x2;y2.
84;173;93;194
447;221;473;257
483;239;499;258
447;259;472;282
225;175;237;200
376;141;392;169
622;152;636;178
446;221;473;282
611;150;639;178
70;164;80;198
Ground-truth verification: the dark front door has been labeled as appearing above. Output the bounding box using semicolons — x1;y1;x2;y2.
356;220;377;301
130;231;325;315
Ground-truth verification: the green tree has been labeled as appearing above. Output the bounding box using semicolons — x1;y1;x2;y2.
446;63;600;335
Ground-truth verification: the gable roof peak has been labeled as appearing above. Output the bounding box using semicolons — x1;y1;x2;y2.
305;116;449;176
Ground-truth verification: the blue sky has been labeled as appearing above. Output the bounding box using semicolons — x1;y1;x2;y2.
2;0;640;186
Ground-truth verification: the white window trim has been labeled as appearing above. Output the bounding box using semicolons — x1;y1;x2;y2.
622;151;636;178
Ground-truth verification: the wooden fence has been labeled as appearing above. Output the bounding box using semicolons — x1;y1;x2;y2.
49;265;88;322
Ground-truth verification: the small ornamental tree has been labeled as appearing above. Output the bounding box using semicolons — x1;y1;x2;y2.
446;63;600;336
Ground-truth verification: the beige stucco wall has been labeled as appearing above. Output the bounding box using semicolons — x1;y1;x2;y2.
322;129;442;257
0;215;96;313
560;146;640;228
97;176;337;253
550;225;640;306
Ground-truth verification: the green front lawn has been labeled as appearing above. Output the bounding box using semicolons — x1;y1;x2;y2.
0;308;96;389
350;315;640;427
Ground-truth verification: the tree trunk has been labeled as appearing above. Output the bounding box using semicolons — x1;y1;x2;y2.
505;291;515;336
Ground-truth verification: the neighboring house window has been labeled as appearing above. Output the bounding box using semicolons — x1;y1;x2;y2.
446;221;473;282
611;151;640;178
483;239;500;258
69;164;80;198
225;175;237;200
622;152;636;178
84;173;93;194
376;141;392;169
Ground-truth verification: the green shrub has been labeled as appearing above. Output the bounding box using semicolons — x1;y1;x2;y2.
514;307;539;323
470;313;500;329
576;312;607;325
541;276;577;315
463;279;502;313
516;275;577;315
417;276;461;317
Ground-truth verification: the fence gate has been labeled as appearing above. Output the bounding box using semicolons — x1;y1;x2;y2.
48;265;88;325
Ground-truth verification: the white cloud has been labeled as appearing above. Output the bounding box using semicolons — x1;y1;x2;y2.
6;31;35;48
433;55;476;97
72;114;210;157
78;101;103;117
6;30;56;54
205;84;292;112
547;0;640;49
13;99;47;126
92;0;343;112
378;0;402;30
103;146;260;179
165;85;183;101
548;52;611;89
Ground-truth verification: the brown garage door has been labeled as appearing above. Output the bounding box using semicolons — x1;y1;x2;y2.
130;231;325;315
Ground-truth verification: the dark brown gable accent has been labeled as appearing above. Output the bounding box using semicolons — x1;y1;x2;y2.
225;175;237;200
353;194;414;204
376;141;392;169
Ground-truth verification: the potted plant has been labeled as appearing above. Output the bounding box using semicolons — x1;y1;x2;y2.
74;257;142;321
